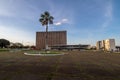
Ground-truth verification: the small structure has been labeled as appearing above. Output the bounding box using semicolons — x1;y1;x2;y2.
50;44;90;50
116;46;120;52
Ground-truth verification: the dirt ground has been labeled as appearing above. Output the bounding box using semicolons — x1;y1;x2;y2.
0;51;120;80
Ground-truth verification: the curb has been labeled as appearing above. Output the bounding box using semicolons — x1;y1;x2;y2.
24;52;65;56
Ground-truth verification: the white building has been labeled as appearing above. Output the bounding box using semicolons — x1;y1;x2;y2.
104;39;115;51
96;39;115;51
96;40;105;50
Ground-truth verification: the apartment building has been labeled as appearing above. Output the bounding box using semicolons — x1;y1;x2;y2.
96;39;115;51
36;31;67;49
104;39;116;51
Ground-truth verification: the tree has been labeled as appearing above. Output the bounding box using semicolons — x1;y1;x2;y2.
39;11;54;50
0;39;10;48
10;42;23;48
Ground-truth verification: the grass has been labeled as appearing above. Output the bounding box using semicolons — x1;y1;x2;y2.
0;48;9;52
0;50;120;80
40;51;61;54
26;50;62;54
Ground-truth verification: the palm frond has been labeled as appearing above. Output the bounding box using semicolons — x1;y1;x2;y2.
49;16;54;20
39;18;44;22
41;14;45;18
49;16;54;24
44;11;50;17
39;11;54;26
49;20;53;24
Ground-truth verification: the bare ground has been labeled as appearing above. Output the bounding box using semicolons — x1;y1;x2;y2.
0;51;120;80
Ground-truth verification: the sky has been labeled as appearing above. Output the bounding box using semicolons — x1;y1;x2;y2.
0;0;120;46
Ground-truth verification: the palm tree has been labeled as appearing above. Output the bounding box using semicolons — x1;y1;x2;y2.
39;11;54;50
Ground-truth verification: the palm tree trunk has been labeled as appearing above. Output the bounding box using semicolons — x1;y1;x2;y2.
45;25;48;50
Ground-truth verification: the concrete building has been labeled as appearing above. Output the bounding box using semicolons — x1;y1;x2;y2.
96;39;116;51
96;41;102;50
36;31;67;49
50;44;90;50
104;39;116;51
96;40;106;50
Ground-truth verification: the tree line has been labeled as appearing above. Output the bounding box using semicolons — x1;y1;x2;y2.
0;39;35;49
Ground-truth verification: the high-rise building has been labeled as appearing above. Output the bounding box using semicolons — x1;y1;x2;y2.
104;39;115;51
96;41;102;50
96;39;116;51
96;41;100;50
36;31;67;49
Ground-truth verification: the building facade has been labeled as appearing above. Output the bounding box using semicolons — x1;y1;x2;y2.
36;31;67;49
96;39;116;51
96;41;102;50
96;40;105;50
104;39;116;51
50;44;90;50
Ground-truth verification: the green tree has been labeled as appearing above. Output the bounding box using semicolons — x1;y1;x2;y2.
39;11;54;50
0;39;10;48
10;42;23;48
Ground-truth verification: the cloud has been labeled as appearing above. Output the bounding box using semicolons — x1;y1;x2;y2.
105;2;112;18
0;0;40;21
0;25;35;45
54;22;62;26
62;19;68;22
54;18;69;26
102;1;113;28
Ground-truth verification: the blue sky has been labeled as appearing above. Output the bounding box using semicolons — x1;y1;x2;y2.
0;0;120;46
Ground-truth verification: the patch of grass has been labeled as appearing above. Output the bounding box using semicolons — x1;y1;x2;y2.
26;50;62;54
40;51;61;54
0;48;9;52
25;50;40;54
